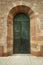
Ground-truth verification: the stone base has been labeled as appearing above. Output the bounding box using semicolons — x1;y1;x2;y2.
41;46;43;56
0;46;3;56
31;50;41;57
2;53;7;57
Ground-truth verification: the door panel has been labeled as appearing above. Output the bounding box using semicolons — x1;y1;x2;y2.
13;13;30;54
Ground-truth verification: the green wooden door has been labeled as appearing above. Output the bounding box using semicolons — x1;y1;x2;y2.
13;13;30;54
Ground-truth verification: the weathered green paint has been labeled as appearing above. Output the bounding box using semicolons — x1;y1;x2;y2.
13;13;30;54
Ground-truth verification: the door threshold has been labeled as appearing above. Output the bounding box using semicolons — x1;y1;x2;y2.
12;54;32;56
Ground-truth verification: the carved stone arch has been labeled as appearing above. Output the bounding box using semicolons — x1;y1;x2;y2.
7;4;38;56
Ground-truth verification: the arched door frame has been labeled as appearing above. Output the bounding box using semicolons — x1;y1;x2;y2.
7;4;38;56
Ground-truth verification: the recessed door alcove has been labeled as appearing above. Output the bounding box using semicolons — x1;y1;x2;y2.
13;13;30;54
7;5;37;56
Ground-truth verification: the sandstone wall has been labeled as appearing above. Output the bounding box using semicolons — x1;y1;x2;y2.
0;0;43;56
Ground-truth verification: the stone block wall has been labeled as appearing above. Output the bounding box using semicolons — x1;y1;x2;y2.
0;0;43;56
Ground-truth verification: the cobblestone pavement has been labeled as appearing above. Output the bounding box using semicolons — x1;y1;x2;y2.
0;55;43;65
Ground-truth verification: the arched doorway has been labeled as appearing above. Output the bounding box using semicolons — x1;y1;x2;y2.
13;13;30;54
7;5;37;56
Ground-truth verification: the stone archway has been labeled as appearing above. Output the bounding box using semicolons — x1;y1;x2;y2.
7;4;38;56
7;5;34;55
